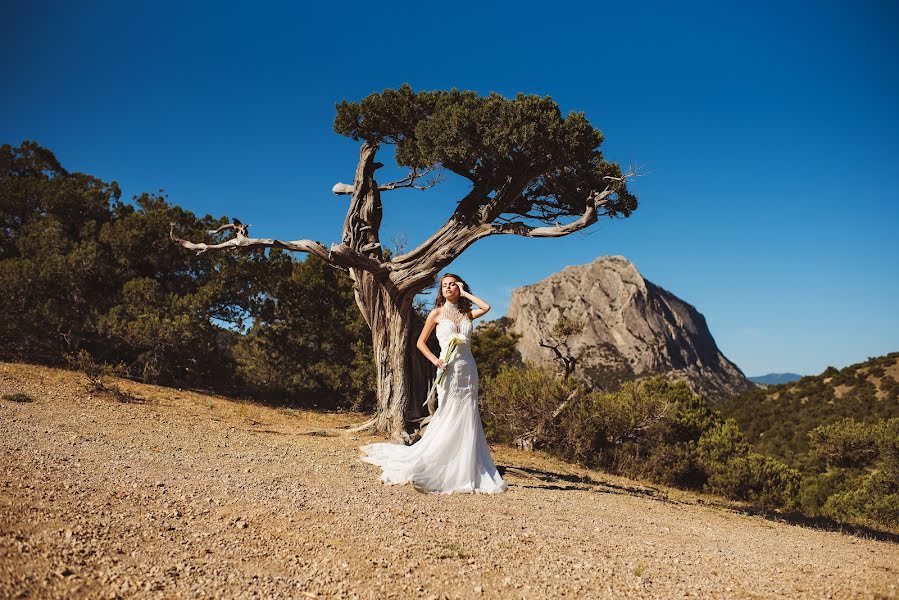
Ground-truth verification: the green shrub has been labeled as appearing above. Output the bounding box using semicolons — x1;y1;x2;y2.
689;418;799;510
696;419;752;465
479;363;580;445
702;451;801;511
799;468;865;517
807;417;879;469
65;349;124;392
874;417;899;481
823;470;899;529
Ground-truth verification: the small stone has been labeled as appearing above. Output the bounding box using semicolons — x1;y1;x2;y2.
236;520;248;529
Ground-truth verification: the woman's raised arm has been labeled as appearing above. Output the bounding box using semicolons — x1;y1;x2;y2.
459;283;491;320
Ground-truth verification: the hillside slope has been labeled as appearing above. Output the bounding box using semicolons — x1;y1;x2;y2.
1;363;896;599
721;352;899;469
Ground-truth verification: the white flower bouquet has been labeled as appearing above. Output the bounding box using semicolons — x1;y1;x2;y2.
436;333;468;385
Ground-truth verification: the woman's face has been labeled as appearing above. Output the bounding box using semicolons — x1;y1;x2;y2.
441;277;460;301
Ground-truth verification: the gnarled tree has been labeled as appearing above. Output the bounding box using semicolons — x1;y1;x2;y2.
171;85;638;442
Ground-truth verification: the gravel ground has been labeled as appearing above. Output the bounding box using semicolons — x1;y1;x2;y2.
1;362;897;599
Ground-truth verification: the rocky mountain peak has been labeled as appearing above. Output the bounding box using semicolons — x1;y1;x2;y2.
505;256;753;401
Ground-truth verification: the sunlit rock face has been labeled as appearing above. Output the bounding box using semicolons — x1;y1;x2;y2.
505;255;753;401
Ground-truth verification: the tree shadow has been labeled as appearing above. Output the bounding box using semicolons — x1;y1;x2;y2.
498;464;668;501
498;464;899;544
715;503;899;545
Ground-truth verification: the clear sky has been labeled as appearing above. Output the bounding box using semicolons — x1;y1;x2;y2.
3;0;897;377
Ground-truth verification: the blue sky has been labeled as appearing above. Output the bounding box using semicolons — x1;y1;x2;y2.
3;1;897;377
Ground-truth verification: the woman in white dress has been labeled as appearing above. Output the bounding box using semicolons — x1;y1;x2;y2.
359;273;508;494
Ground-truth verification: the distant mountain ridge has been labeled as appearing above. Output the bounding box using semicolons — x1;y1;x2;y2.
749;373;804;385
506;255;753;401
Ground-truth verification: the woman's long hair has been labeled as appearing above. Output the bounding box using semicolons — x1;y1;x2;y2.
435;273;473;313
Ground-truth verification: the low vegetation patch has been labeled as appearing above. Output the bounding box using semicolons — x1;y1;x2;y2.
2;392;34;403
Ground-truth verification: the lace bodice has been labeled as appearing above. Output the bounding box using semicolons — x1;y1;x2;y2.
436;312;473;356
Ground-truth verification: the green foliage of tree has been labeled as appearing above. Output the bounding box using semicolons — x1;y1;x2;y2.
704;452;802;511
1;141;122;362
1;141;374;406
470;317;522;379
799;468;863;517
235;254;376;410
807;417;879;469
334;85;637;221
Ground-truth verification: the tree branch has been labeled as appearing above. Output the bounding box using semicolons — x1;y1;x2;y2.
378;166;442;192
169;222;387;275
333;167;443;195
477;170;534;225
488;189;614;238
485;163;643;239
539;340;577;377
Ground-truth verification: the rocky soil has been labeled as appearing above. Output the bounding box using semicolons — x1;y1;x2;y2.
1;362;896;599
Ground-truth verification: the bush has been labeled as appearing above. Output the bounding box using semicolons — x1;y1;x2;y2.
702;452;801;511
479;363;580;446
807;417;879;469
696;419;752;465
875;417;899;481
822;470;899;529
65;349;124;392
799;468;865;517
800;417;899;530
64;349;140;402
574;379;680;464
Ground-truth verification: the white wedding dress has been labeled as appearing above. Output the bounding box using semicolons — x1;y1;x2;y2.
359;311;508;494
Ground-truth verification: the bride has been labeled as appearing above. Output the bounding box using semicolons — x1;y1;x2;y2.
359;273;508;494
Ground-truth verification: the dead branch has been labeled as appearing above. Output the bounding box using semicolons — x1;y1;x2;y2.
331;183;355;195
514;388;579;451
378;166;442;191
539;340;578;377
169;222;388;275
331;166;442;196
342;416;378;433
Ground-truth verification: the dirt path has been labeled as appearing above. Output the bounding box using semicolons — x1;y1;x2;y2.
1;363;896;599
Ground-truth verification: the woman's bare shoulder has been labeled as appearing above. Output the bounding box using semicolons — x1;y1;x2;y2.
428;307;442;320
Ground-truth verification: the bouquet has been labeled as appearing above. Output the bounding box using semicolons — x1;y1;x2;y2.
436;333;468;385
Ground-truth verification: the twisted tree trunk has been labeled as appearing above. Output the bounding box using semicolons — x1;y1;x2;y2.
336;143;434;440
349;269;431;441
